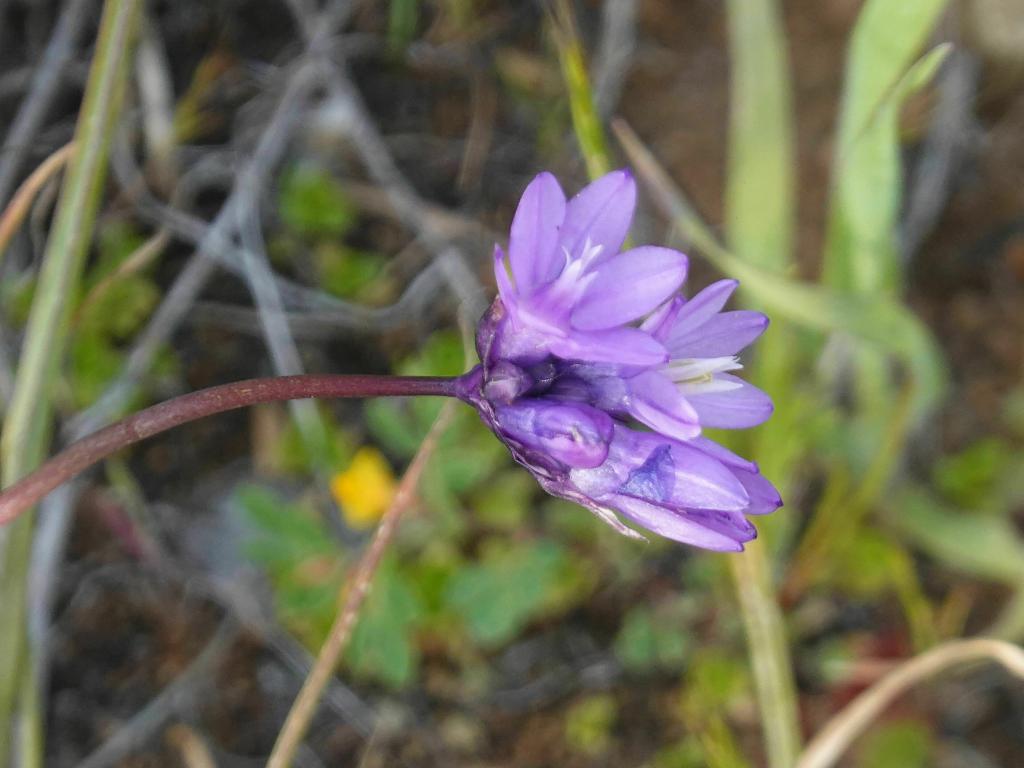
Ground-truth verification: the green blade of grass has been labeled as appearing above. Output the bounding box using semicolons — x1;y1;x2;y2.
827;41;951;295
548;0;612;180
0;0;142;763
825;0;949;294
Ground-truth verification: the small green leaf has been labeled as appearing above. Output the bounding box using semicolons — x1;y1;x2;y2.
387;0;419;55
346;557;425;688
891;487;1024;584
444;539;567;647
564;694;616;756
614;602;692;673
933;438;1011;509
858;721;932;768
279;166;356;238
238;485;334;555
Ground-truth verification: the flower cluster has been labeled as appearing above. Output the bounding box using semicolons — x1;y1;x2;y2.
456;170;780;551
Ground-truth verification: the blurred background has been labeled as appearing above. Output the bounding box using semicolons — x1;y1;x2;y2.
1;0;1024;766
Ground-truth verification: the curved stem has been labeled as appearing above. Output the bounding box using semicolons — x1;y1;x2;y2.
0;374;457;526
796;638;1024;768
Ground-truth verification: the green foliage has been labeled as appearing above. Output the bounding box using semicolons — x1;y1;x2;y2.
313;242;388;300
857;721;932;768
347;556;425;688
614;599;693;673
278;166;356;239
387;0;419;55
564;694;616;757
891;487;1024;585
241;484;426;688
69;222;161;407
444;539;568;647
933;438;1013;509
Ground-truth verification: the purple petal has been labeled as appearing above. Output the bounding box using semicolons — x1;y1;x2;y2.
665;441;750;511
686;375;773;429
685;508;758;543
668;279;739;340
668;311;769;358
689;435;758;472
610;497;747;551
735;469;783;515
571;247;688;331
495;399;613;469
626;370;700;441
549;327;668;366
640;296;685;342
558;169;636;262
509;172;566;293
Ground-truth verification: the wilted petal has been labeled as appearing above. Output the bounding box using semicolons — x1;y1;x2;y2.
626;370;700;441
558;169;636;262
572;246;688;330
611;497;747;551
549;326;668;366
685;375;773;429
509;172;566;293
668;310;768;358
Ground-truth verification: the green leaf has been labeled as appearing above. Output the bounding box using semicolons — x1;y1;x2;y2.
614;602;693;673
858;721;932;768
346;557;425;688
237;485;335;557
470;469;535;530
933;438;1012;509
387;0;419;54
278;166;356;238
444;539;567;647
825;0;951;296
890;487;1024;584
564;694;616;757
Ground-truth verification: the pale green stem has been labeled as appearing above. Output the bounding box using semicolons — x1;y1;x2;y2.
729;542;802;768
0;0;141;763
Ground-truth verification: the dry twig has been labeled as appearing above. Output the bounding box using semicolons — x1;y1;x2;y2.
796;638;1024;768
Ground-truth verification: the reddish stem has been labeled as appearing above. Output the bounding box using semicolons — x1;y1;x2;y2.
0;374;457;526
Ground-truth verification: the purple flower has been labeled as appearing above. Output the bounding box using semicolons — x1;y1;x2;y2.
457;170;781;551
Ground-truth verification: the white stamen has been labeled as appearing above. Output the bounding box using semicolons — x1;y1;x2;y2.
665;356;743;383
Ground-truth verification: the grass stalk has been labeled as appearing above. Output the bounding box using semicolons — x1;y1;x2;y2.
729;540;802;768
0;0;141;762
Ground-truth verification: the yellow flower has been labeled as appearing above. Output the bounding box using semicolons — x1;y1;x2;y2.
330;446;396;529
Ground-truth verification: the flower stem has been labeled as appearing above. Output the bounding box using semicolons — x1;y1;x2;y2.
0;374;457;526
